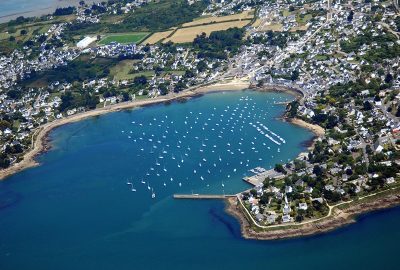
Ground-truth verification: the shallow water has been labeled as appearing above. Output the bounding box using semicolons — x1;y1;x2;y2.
0;0;99;22
0;91;399;270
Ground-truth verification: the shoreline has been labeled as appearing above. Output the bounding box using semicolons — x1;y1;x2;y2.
225;191;400;240
0;81;252;180
0;0;102;23
0;80;312;181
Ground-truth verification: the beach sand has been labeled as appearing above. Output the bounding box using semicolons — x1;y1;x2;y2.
288;118;325;137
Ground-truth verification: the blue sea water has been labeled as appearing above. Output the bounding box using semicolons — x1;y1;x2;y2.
0;91;399;270
0;0;94;22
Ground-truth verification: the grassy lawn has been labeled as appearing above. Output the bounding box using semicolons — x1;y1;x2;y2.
296;13;313;24
98;32;150;45
110;60;143;81
282;9;292;17
0;24;52;42
314;54;329;61
111;60;186;81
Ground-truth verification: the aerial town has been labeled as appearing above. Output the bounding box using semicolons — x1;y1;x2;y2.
0;0;400;228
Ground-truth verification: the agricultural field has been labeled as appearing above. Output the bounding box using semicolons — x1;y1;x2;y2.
182;9;254;27
290;24;309;32
142;30;174;44
256;22;283;32
98;32;150;45
163;20;250;43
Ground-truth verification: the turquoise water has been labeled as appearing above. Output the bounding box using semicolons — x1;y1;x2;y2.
0;91;399;269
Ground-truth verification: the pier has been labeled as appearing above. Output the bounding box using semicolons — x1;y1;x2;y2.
173;194;236;199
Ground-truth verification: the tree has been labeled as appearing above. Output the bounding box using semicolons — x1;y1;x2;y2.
0;120;11;131
259;193;270;205
291;70;299;81
133;75;147;86
347;10;354;22
385;73;393;84
174;81;186;92
159;83;168;95
0;153;10;169
274;163;286;174
197;60;207;72
20;29;27;35
9;36;15;42
313;165;323;176
363;101;372;111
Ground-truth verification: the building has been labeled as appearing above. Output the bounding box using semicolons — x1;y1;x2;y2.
77;36;97;49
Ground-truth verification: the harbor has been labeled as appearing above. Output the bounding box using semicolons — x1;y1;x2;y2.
173;194;236;199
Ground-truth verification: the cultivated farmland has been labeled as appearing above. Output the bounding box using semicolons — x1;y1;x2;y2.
182;9;254;27
164;20;250;43
142;30;174;44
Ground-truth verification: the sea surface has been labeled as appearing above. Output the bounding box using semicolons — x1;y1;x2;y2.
0;0;100;22
0;91;399;270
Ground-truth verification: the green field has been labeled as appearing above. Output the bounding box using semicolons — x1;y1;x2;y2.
98;32;150;45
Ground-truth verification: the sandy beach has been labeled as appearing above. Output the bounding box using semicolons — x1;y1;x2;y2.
287;118;325;137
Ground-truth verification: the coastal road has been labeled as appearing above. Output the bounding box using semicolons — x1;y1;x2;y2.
236;186;400;230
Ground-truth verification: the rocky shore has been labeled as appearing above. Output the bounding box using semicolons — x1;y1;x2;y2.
225;193;400;240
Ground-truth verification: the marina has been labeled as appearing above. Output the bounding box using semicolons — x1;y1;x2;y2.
1;90;376;270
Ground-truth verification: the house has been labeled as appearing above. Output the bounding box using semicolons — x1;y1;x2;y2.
256;213;264;222
3;128;12;135
298;202;308;210
386;177;395;184
305;186;313;193
282;215;291;223
266;214;276;224
283;204;291;215
285;186;293;193
325;184;335;191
